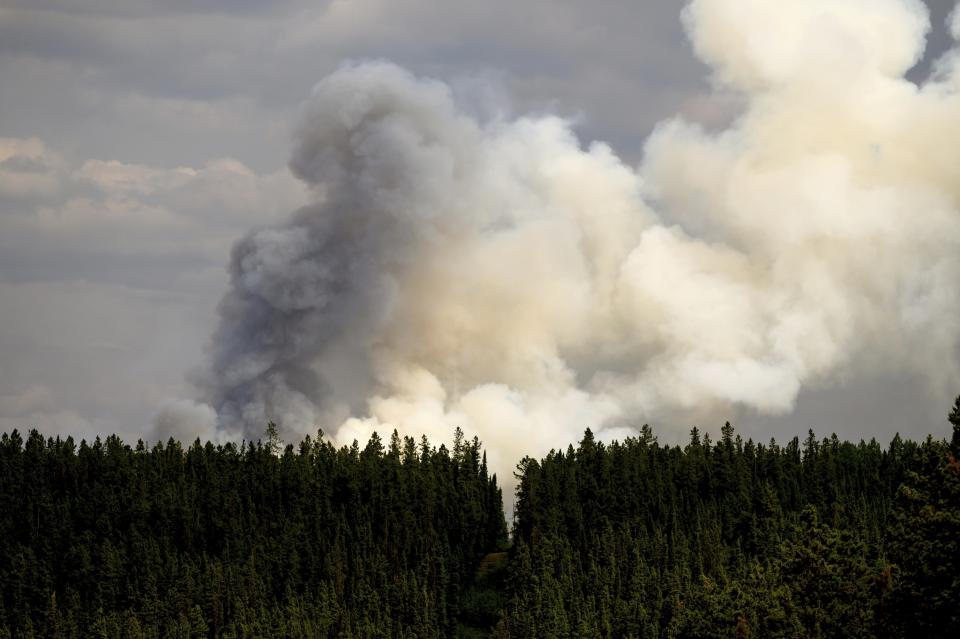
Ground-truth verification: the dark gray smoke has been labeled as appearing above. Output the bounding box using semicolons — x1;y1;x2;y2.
198;62;481;439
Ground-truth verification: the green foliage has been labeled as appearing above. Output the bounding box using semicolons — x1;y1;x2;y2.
3;396;960;638
0;428;506;637
501;416;959;638
884;438;960;638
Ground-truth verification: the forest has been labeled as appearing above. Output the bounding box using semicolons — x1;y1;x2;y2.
1;403;959;638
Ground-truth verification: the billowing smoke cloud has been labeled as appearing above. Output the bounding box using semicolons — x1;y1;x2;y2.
182;0;960;477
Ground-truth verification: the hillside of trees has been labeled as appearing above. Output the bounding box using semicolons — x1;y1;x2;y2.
1;404;959;638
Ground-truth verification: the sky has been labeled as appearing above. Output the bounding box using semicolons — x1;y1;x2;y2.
1;0;959;469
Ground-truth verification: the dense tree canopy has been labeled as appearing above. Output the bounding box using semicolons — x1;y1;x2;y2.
499;421;960;638
1;404;959;638
0;426;506;638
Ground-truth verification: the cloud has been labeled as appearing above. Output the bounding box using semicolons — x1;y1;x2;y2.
0;140;306;289
0;384;93;437
0;138;62;200
0;384;55;416
0;0;709;172
0;142;307;443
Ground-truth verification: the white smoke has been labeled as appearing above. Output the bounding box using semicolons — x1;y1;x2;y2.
187;0;960;480
153;399;218;444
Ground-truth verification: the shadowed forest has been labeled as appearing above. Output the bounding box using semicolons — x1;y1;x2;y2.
1;404;959;638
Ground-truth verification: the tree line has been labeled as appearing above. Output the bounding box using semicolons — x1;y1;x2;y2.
498;412;960;638
0;426;506;638
1;403;959;637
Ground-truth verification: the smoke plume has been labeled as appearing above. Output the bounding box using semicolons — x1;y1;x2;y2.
181;0;960;476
